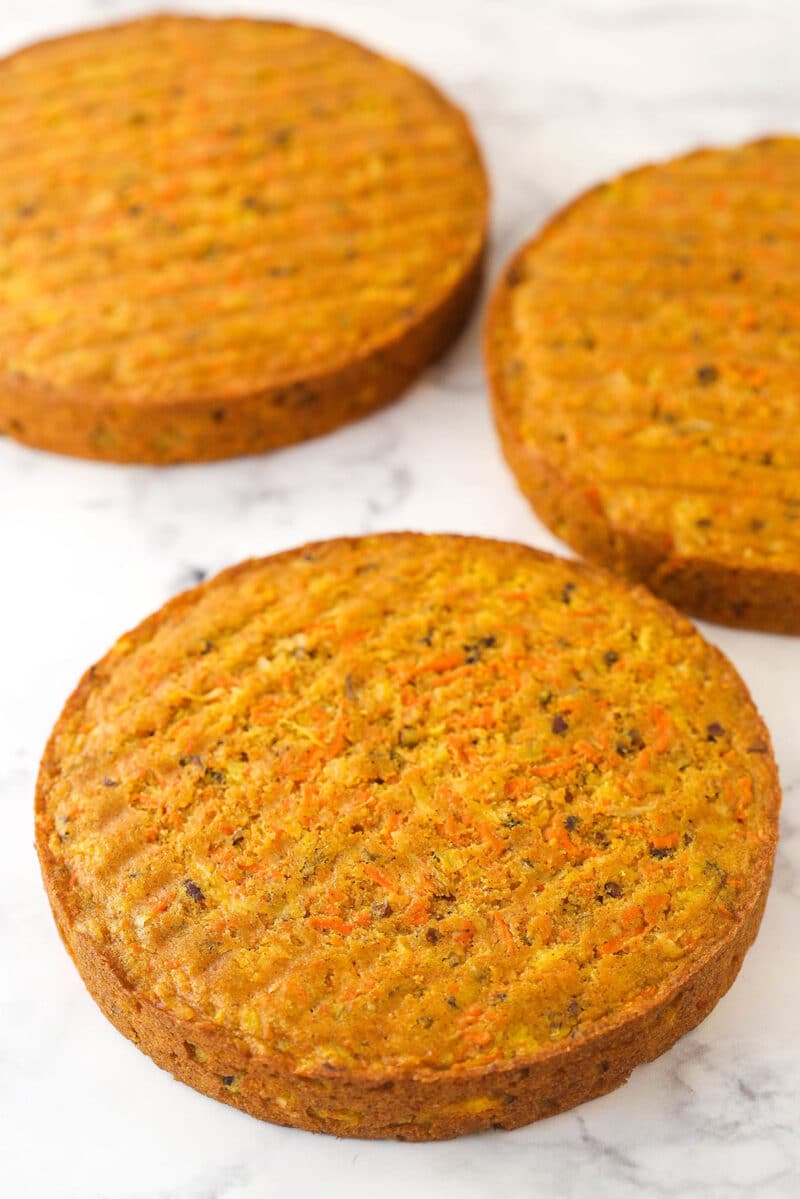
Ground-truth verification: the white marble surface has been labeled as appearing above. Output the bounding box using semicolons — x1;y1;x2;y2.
1;0;799;1195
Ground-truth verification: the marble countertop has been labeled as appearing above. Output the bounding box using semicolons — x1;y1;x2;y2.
2;1;799;1196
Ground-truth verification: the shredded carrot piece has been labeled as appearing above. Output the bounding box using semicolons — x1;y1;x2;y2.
476;819;504;855
585;484;604;513
651;833;679;851
621;904;645;931
546;813;575;852
602;900;651;954
493;912;515;951
341;629;368;648
623;820;648;838
536;913;553;943
250;697;280;723
405;898;430;926
440;813;463;846
545;813;593;861
642;892;670;923
325;719;348;759
651;705;675;754
364;864;394;890
464;1027;493;1046
384;810;401;845
530;754;581;779
735;776;753;822
408;651;463;679
635;746;652;773
310;916;353;935
447;735;469;763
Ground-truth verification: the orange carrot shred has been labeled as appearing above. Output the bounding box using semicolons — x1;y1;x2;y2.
735;776;753;821
530;754;581;779
493;912;515;951
310;916;353;935
476;820;504;854
651;705;675;754
650;833;679;850
364;864;395;890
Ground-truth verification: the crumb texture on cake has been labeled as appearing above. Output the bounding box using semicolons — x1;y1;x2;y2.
36;534;779;1137
0;17;487;461
486;136;800;632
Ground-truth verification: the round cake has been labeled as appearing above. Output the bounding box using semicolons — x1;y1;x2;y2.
486;136;800;633
35;534;779;1139
0;16;487;463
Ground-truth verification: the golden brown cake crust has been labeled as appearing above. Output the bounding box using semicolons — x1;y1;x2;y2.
485;137;800;633
0;16;488;463
36;534;780;1139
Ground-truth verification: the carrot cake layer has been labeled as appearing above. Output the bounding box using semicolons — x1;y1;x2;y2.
36;533;779;1138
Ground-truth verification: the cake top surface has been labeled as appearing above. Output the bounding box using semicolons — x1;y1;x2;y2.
36;534;779;1077
0;16;487;405
488;136;800;576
